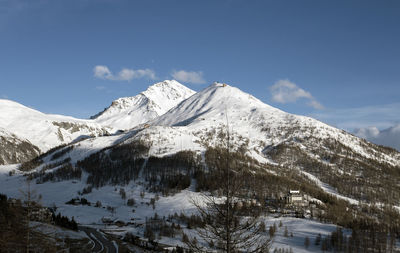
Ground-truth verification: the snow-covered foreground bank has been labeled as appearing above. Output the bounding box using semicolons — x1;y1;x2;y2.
266;217;349;252
1;164;350;252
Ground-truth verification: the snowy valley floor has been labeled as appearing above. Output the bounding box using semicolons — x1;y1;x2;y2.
0;164;361;252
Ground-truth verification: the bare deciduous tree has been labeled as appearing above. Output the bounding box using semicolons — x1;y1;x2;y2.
187;115;272;252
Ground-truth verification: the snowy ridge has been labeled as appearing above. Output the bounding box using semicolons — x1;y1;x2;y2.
0;99;110;152
92;80;195;130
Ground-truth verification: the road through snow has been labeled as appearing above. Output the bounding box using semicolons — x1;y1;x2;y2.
79;226;117;253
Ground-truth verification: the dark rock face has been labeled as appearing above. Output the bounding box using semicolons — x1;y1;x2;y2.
0;134;40;165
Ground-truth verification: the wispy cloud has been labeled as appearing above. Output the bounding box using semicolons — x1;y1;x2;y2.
269;79;323;110
117;68;156;81
171;70;206;84
93;65;156;81
311;103;400;131
307;100;324;110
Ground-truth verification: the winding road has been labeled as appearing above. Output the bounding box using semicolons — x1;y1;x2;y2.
79;226;118;253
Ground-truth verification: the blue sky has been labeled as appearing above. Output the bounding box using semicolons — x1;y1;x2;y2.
1;0;399;135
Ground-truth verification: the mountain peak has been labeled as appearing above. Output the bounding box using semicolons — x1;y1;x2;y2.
140;80;195;114
144;79;188;92
152;82;284;127
92;80;195;130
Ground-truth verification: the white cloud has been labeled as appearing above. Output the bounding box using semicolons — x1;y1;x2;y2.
309;102;400;150
94;65;112;79
354;124;400;151
171;70;206;84
355;126;380;139
269;79;323;110
116;68;156;81
93;65;156;81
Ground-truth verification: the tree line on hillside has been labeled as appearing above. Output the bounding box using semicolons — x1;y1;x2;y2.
268;139;400;206
76;141;202;195
312;226;397;252
19;143;72;171
25;158;82;184
76;141;148;187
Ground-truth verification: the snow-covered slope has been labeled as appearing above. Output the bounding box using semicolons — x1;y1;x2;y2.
0;127;40;165
153;82;399;166
0;163;349;253
92;80;195;130
0;99;110;152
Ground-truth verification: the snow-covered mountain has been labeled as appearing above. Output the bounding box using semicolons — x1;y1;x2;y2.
14;82;398;195
0;80;193;159
152;82;399;166
3;81;399;179
20;81;397;173
0;99;111;152
91;80;195;130
0;127;40;165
